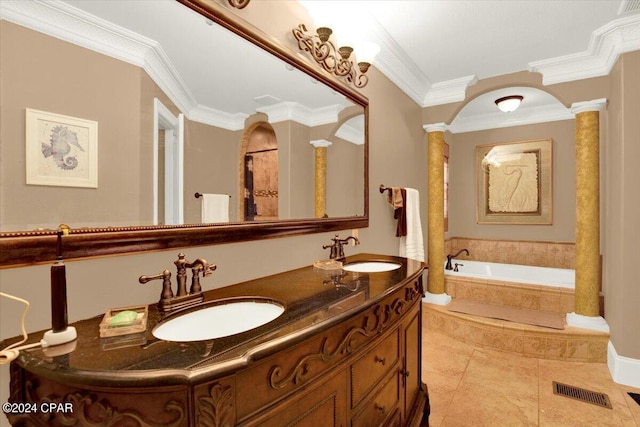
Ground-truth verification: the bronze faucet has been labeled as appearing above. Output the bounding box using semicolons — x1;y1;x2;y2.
323;234;360;261
140;253;216;312
446;249;469;270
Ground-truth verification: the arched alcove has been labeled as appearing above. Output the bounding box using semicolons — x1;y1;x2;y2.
239;121;278;221
448;86;571;133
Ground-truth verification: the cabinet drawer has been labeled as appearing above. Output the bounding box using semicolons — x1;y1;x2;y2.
351;370;399;427
244;370;347;427
351;328;399;406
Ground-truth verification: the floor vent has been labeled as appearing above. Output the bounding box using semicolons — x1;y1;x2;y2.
553;382;612;409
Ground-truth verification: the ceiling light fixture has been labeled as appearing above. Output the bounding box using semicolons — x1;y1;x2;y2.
292;24;379;88
495;95;524;113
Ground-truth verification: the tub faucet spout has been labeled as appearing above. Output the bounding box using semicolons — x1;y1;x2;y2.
446;249;469;270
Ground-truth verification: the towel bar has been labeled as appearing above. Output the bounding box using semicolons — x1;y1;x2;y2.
379;184;393;195
195;193;231;198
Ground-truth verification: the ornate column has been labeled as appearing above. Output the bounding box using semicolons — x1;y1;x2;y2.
310;140;332;218
423;123;451;305
567;98;609;332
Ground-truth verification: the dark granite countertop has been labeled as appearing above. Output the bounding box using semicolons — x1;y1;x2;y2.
8;253;424;387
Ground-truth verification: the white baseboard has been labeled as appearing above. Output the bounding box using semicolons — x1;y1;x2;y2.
422;292;452;306
608;341;640;389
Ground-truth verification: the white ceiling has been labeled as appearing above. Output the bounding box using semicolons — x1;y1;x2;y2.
301;0;640;109
3;0;640;133
301;0;640;131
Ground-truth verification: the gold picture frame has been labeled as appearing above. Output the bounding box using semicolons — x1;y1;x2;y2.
476;138;552;225
26;108;98;188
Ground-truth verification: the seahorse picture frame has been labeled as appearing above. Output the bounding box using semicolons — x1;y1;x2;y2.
476;138;552;225
26;108;98;188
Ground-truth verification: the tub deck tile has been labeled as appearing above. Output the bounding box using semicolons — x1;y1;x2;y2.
423;303;609;363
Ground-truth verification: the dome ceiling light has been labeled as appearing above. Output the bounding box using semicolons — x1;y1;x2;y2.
495;95;524;112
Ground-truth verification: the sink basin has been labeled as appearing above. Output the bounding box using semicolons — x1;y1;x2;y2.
153;299;284;342
342;261;401;273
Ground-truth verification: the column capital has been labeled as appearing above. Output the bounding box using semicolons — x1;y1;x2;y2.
423;123;448;133
571;98;607;115
310;139;332;148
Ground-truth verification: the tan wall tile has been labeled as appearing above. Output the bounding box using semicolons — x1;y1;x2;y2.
587;339;608;363
566;339;590;361
523;336;546;357
539;293;562;313
502;332;524;354
545;337;568;359
448;237;575;269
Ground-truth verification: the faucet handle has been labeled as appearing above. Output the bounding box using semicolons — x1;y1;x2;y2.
203;263;217;276
139;269;173;300
189;262;217;293
323;235;345;260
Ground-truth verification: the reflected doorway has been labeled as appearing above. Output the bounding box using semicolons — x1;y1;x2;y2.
241;122;278;221
154;98;184;225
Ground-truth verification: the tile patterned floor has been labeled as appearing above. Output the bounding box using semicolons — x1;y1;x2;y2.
422;328;640;426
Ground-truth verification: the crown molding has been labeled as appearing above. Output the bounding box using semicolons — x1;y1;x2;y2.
571;98;608;115
335;122;364;145
367;22;433;107
189;105;249;131
529;14;640;85
256;103;344;127
0;0;198;116
423;75;479;107
447;103;573;134
0;1;255;129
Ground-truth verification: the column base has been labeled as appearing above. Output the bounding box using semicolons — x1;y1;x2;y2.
566;312;610;333
422;292;452;306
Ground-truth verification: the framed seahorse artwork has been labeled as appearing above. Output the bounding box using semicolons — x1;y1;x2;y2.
26;109;98;188
476;138;552;225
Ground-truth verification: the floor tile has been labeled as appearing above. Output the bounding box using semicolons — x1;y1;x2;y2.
423;328;640;427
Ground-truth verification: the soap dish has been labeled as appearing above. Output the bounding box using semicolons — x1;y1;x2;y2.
313;259;343;270
99;305;148;338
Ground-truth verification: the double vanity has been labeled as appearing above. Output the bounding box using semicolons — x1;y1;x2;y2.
6;254;428;426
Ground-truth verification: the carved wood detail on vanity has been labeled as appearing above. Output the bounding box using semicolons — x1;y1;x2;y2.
194;379;235;427
8;378;186;427
7;256;428;427
268;279;421;391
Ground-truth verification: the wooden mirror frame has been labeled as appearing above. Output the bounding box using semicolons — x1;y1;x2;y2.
0;0;369;268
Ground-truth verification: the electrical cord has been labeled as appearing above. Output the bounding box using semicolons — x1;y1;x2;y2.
0;292;43;364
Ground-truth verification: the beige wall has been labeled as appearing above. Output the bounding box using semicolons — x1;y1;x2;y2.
0;21;149;230
183;120;239;223
604;50;640;358
448;120;576;242
327;139;364;218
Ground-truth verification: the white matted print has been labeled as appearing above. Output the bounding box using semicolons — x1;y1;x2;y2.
26;108;98;188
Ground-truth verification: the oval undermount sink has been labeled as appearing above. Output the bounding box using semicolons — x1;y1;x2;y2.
342;261;401;273
153;299;284;342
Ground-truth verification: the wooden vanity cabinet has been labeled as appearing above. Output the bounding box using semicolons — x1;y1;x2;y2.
8;260;428;427
200;277;426;427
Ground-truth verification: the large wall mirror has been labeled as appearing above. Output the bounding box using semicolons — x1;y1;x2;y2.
0;0;368;267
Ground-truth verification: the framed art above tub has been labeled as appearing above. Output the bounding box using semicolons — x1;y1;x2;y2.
476;138;552;225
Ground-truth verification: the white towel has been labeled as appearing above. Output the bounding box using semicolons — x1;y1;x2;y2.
399;188;424;262
201;194;229;223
